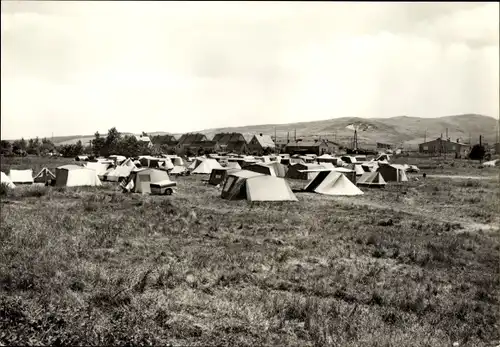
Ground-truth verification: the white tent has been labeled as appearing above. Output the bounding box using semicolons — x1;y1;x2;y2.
121;168;171;194
55;165;102;187
8;169;34;184
85;162;112;176
245;176;298;202
104;160;136;182
221;170;297;201
1;172;15;188
170;165;187;175
192;159;223;174
305;171;364;196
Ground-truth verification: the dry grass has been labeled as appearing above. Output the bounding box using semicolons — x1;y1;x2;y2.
1;156;499;346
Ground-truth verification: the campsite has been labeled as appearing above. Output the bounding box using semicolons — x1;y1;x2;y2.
1;153;499;346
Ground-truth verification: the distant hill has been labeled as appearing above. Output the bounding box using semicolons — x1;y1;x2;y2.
28;114;499;148
196;114;499;148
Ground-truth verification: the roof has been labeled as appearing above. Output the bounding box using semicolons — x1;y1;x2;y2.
135;135;152;142
177;133;208;145
229;170;265;179
253;134;275;148
420;138;470;146
213;132;246;145
187;140;218;149
285;140;324;148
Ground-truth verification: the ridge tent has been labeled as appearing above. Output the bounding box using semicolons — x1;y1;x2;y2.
209;168;240;186
331;167;357;183
34;167;56;184
170;165;187;175
305;171;364;196
188;158;204;170
286;163;325;180
170;157;185;166
357;172;386;188
221;170;297;201
225;161;241;170
104;164;135;182
121;168;171;194
245;163;277;177
85;162;112;177
108;155;126;164
192;159;223;174
8;169;34;185
245;176;298;202
348;164;365;176
266;161;288;178
55;165;102;187
1;172;15;188
377;163;408;182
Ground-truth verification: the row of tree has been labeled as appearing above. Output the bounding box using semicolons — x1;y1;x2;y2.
0;137;57;156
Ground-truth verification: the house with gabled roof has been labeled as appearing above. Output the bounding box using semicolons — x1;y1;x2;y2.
247;133;276;155
213;132;248;154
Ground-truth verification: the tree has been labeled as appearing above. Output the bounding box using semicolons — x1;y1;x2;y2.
468;144;486;161
117;135;140;158
41;138;56;154
0;140;13;156
92;132;106;157
105;127;121;155
142;131;148;136
12;139;27;155
74;140;84;156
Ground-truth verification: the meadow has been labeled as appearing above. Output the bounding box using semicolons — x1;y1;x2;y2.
1;155;499;346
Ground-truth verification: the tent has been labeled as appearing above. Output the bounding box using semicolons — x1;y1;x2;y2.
305;171;364;196
348;164;365;176
357;172;386;188
8;169;34;184
34;167;56;184
85;162;112;177
192;159;223;174
104;164;135;182
1;172;15;188
221;170;297;201
245;176;298;202
170;165;187;175
188;158;205;170
331;167;357;183
209;168;240;186
170;157;185;166
245;163;277;176
55;165;102;187
109;155;127;164
317;154;336;164
122;168;171;194
341;156;357;164
225;161;241;170
286;163;325;180
377;163;408;182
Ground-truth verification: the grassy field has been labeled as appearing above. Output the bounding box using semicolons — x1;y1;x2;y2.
1;156;499;346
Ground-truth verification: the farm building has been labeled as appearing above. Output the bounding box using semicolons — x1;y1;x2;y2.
246;134;276;155
418;138;470;157
175;133;217;155
213;133;248;154
284;139;337;156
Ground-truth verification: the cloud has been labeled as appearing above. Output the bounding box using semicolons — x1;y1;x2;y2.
1;2;498;139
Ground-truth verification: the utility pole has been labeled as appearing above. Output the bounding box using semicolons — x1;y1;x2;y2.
424;129;426;143
294;129;297;142
287;131;289;144
446;128;448;140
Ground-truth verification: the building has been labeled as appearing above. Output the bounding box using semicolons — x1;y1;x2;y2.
377;142;393;150
213;132;248;154
246;133;276;155
284;139;337;156
418;138;470;157
134;135;153;148
175;133;209;154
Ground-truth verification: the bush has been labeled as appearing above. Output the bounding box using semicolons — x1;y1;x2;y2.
468;145;486;161
0;182;12;196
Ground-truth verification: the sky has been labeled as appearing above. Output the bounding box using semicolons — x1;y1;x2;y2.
1;1;499;139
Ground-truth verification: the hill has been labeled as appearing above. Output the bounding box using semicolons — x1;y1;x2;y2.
196;114;499;148
43;114;499;148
